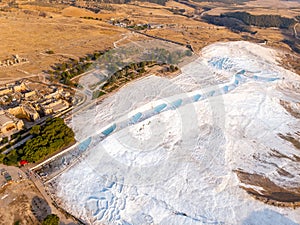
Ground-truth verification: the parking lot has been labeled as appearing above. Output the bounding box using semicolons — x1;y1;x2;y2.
0;165;27;188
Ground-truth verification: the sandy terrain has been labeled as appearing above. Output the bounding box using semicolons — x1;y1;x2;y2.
0;179;52;225
0;5;127;81
246;0;300;10
206;0;300;17
0;165;49;225
0;164;78;225
0;0;299;81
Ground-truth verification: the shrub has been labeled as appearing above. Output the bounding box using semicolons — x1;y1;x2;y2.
45;50;54;54
42;214;59;225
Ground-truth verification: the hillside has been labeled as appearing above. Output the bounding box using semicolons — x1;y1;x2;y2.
46;41;300;224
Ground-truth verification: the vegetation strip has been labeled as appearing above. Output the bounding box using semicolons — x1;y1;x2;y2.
0;118;75;165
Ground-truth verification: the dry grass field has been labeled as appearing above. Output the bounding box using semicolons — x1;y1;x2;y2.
205;0;300;17
88;2;244;52
0;0;300;223
0;164;78;225
106;1;297;53
0;178;79;225
0;179;48;225
0;5;128;81
0;0;299;81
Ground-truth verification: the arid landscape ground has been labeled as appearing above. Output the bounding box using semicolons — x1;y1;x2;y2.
0;0;300;224
0;165;78;224
1;0;300;82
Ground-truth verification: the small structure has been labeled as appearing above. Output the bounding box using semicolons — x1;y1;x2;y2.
0;55;28;68
24;90;36;99
13;82;27;92
0;87;12;96
148;23;164;29
42;99;69;115
20;160;28;166
0;110;24;138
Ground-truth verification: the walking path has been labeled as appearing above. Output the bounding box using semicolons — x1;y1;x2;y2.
294;22;299;39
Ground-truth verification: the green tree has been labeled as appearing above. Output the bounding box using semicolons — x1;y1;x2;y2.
3;149;19;165
30;125;40;135
42;214;59;225
3;118;75;165
0;153;5;164
185;50;192;57
140;61;146;68
170;65;175;72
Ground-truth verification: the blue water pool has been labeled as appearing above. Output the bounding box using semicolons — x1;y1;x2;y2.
223;86;229;93
102;124;117;136
130;112;143;124
209;90;215;96
171;99;183;108
237;69;246;75
266;77;280;82
154;103;167;113
193;95;201;102
78;137;92;151
253;75;279;82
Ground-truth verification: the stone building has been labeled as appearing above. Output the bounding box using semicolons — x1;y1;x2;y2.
0;110;24;139
42;99;70;115
8;104;40;122
0;88;12;96
13;82;27;92
24;90;36;99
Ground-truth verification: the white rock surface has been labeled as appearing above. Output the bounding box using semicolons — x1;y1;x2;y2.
54;41;300;225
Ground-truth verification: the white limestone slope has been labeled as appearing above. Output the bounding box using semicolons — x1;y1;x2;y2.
54;41;300;225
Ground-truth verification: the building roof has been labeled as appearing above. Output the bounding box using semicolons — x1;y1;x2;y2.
0;114;14;127
52;101;69;113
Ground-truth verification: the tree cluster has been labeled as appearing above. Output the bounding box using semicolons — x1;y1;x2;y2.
102;61;156;93
192;0;248;2
48;50;107;85
1;118;75;165
134;0;168;5
80;16;102;21
202;14;253;33
282;39;300;54
142;48;192;64
222;12;296;29
42;214;59;225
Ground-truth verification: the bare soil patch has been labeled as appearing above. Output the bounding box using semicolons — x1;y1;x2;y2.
236;170;300;207
0;6;126;81
0;0;299;82
0;178;47;225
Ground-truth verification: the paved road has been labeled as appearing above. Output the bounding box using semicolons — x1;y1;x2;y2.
26;169;78;224
3;135;33;154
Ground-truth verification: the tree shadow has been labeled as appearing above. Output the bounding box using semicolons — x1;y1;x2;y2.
31;196;52;222
242;209;298;225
